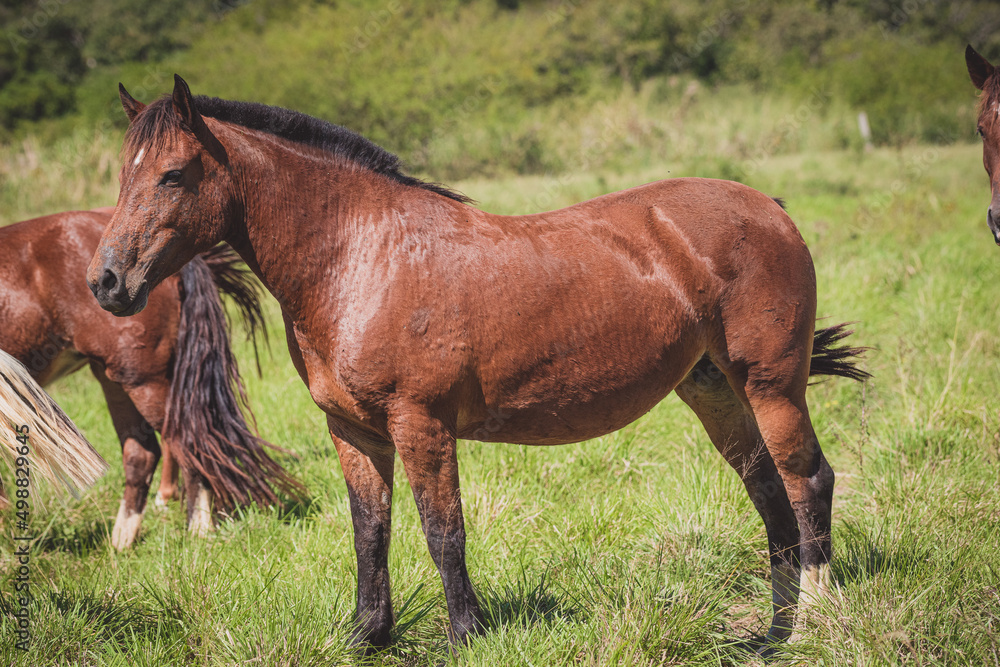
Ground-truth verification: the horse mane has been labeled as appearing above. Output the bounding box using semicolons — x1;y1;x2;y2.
123;95;472;204
977;71;1000;124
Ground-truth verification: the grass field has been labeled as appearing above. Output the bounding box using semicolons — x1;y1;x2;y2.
1;130;999;665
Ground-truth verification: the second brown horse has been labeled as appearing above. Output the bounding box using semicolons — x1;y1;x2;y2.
0;208;300;549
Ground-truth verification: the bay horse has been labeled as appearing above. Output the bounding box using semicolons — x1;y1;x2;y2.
966;44;1000;245
0;208;302;549
88;76;867;650
0;348;108;505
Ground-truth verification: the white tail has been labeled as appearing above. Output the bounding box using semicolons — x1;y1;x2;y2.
0;348;108;499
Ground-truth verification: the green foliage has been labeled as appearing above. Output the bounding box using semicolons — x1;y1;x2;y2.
0;12;84;130
817;35;974;146
4;0;1000;163
0;0;243;133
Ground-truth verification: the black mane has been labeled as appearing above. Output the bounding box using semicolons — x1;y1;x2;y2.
127;95;472;204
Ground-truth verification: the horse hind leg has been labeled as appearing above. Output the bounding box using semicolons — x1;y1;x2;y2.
720;308;837;619
675;356;801;645
186;472;214;538
90;362;161;550
154;435;180;509
741;361;836;611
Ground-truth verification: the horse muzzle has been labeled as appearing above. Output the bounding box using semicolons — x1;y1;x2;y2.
989;207;1000;246
87;263;150;316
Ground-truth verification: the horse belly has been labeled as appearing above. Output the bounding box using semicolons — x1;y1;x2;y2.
33;348;88;386
461;330;705;445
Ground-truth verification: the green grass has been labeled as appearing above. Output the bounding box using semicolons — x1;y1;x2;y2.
1;127;999;664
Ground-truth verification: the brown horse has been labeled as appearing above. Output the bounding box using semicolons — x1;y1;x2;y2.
966;44;1000;245
88;76;867;650
0;208;301;549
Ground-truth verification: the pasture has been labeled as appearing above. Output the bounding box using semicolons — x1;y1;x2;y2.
1;119;999;666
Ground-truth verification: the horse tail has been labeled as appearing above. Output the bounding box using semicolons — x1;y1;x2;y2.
163;253;305;513
199;244;268;374
0;348;108;499
809;323;872;382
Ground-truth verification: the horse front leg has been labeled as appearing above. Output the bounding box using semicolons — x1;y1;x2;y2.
329;416;396;651
87;362;163;550
390;409;485;646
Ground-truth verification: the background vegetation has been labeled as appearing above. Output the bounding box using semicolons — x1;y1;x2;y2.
3;0;1000;171
1;1;999;665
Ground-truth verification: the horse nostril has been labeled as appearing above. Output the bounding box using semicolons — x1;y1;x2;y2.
101;268;119;292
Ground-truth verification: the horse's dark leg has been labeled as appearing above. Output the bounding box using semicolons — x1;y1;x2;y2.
90;362;161;550
728;342;835;620
329;417;396;651
675;356;800;644
744;383;834;610
390;410;485;646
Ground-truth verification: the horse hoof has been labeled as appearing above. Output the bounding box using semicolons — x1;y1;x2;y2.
110;500;143;550
187;486;215;537
800;563;836;607
347;629;391;655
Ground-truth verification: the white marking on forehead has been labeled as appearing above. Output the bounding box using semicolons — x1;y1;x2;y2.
132;147;146;167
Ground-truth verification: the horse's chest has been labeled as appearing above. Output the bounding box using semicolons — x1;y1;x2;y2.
292;323;385;426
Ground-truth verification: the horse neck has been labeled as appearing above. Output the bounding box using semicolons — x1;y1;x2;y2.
220;128;372;319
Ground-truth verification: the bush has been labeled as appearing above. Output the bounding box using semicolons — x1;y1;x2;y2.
3;0;998;168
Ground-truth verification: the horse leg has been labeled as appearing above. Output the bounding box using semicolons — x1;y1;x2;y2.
91;362;160;550
329;417;396;650
390;409;485;646
675;356;800;644
185;470;214;537
728;332;836;612
745;388;834;608
109;373;213;536
154;435;180;508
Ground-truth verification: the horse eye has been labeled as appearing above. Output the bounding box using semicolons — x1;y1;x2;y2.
977;126;985;138
161;170;183;186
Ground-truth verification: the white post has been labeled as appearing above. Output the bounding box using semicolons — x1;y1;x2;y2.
857;111;873;152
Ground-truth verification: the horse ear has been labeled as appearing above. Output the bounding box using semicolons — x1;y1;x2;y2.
119;83;145;122
171;74;229;166
967;44;995;91
171;74;202;130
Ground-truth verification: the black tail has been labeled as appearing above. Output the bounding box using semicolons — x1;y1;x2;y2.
164;253;305;512
199;244;268;374
809;323;872;382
